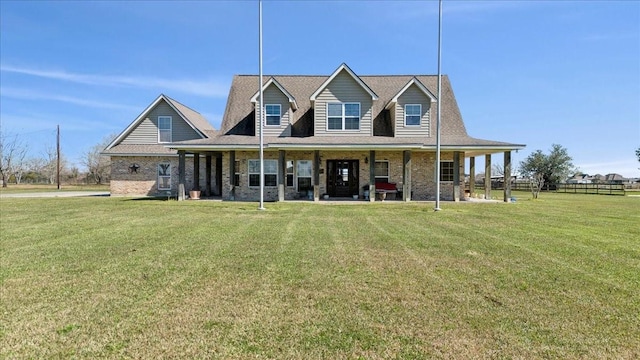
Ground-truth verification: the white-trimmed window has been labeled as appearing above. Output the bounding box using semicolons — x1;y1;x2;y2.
374;161;389;183
327;103;360;130
405;104;421;126
158;163;171;190
440;161;454;182
233;160;240;186
265;104;281;126
248;159;277;187
296;160;312;191
286;160;294;187
158;116;172;143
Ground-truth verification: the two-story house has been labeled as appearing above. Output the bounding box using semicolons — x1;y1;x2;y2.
104;63;525;202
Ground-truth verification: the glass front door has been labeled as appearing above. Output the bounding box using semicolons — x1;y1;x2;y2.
326;160;359;197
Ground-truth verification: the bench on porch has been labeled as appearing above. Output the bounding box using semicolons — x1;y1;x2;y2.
375;182;398;201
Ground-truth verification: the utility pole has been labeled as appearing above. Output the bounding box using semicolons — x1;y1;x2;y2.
57;125;61;190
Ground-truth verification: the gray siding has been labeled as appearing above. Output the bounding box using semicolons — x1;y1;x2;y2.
394;84;431;137
122;100;202;144
254;85;292;137
314;71;373;137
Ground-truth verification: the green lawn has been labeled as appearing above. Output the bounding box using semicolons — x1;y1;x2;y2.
1;194;638;359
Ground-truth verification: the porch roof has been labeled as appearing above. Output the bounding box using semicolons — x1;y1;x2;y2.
168;134;524;155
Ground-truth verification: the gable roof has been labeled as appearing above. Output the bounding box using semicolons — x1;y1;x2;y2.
164;95;215;134
309;63;378;104
186;64;525;154
385;77;437;110
250;77;298;110
105;94;215;150
218;73;469;138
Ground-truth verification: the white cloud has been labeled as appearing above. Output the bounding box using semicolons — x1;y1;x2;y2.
0;64;229;98
1;87;140;111
0;112;121;132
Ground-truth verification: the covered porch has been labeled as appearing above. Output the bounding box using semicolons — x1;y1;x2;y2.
172;145;519;203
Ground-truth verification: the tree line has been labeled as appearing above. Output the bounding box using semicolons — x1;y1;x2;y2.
0;132;114;187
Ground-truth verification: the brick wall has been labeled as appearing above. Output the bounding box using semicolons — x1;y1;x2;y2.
219;150;464;201
110;155;213;196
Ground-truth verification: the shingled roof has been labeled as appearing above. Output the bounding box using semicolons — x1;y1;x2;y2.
219;74;468;137
104;94;215;155
178;70;524;154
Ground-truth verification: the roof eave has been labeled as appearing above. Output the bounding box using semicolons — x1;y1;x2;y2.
385;77;438;110
250;77;298;110
309;63;379;101
105;94;167;150
163;96;208;139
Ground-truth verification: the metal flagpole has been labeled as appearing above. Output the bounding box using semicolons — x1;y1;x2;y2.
434;0;442;211
258;0;265;210
57;124;61;190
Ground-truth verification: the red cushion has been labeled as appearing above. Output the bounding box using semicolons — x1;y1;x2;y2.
375;182;396;191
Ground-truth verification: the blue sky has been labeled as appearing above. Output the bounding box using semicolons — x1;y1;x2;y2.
1;0;639;177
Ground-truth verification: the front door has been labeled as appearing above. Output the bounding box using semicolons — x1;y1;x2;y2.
326;160;359;197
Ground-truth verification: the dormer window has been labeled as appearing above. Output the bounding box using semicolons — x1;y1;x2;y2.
405;104;421;126
265;104;281;126
158;116;172;143
327;103;360;130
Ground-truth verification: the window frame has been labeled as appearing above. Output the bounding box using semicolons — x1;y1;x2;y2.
439;161;455;182
265;104;281;126
158;163;171;190
248;159;278;188
286;160;294;187
158;116;172;143
327;102;360;131
374;160;390;183
233;160;240;187
404;104;421;126
296;160;313;192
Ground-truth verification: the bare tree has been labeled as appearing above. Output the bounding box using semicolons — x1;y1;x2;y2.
42;144;67;185
24;157;47;183
12;149;29;185
0;132;29;187
81;134;116;184
492;163;504;177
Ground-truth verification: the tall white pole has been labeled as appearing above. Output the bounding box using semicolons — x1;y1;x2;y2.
57;124;61;190
258;0;265;210
434;0;442;211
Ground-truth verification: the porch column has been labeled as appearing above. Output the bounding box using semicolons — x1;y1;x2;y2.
178;150;186;201
215;154;223;196
313;150;320;202
403;150;411;201
205;154;212;196
278;150;285;202
469;156;476;196
485;154;491;200
453;151;461;202
369;150;376;202
229;150;236;200
193;152;200;191
504;151;512;202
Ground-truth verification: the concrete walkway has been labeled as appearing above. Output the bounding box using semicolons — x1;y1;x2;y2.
0;191;110;198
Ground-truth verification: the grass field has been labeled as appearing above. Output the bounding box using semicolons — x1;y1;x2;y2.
1;193;638;359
